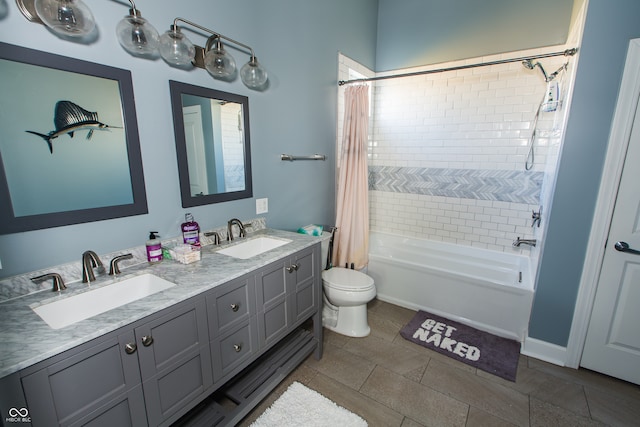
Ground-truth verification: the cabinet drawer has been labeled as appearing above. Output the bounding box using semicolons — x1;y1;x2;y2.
211;318;257;380
208;274;255;337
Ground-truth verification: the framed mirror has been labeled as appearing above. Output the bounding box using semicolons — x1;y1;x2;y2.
0;42;148;235
169;81;253;208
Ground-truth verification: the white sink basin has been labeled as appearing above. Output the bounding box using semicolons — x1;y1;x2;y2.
217;236;291;259
32;274;176;329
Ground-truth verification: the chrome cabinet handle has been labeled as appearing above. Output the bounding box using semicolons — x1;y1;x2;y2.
292;263;299;271
614;241;640;255
233;344;242;352
141;335;154;347
286;266;295;273
124;343;137;354
230;303;240;312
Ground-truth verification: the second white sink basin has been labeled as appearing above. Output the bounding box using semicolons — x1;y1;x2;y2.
32;273;176;329
217;236;291;259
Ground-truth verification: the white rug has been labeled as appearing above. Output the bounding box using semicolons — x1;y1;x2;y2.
250;382;368;427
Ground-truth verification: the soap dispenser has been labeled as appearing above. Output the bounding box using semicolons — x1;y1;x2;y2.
182;213;200;246
146;232;163;263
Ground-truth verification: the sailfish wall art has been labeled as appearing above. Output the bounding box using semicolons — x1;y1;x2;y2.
26;100;120;154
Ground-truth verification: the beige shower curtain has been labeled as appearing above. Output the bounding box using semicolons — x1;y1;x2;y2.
333;85;369;270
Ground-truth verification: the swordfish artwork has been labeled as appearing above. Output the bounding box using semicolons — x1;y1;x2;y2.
26;100;121;154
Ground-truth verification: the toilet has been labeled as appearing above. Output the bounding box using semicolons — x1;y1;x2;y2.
320;233;376;337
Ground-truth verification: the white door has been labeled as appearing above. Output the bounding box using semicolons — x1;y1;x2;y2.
580;79;640;385
183;105;209;197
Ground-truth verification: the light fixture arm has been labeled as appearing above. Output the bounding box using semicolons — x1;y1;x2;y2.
171;17;256;69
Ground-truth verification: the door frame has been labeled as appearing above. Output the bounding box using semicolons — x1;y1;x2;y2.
566;38;640;368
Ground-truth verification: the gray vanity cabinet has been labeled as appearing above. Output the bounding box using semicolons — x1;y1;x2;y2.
5;241;323;427
20;329;147;427
135;298;213;427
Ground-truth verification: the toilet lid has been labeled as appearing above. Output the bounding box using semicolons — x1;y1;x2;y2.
322;267;374;291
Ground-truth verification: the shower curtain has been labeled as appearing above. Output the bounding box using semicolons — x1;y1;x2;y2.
333;85;370;270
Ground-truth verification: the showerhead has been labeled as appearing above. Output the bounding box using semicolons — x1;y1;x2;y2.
522;59;549;81
522;59;535;70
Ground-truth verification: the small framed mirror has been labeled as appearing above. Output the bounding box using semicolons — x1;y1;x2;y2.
169;81;253;208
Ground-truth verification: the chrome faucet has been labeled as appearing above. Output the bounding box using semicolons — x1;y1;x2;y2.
227;218;246;241
513;237;537;247
82;250;105;283
31;272;66;292
109;253;133;275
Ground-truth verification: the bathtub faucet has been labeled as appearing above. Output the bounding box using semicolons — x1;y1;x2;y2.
513;237;536;247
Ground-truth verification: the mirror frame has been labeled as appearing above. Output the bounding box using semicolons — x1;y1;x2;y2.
169;80;253;208
0;42;148;235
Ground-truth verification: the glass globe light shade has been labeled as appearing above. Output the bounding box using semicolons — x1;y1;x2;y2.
204;40;236;78
240;56;268;89
34;0;95;37
158;26;195;66
116;13;159;56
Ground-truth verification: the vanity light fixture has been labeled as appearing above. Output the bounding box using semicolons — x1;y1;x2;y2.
115;0;159;56
15;0;96;37
129;15;268;90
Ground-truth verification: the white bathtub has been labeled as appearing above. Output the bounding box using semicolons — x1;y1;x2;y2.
367;231;534;341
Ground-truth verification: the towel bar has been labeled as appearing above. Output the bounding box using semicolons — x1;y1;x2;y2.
280;154;326;161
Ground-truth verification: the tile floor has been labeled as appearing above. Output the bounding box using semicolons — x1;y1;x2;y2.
239;300;640;427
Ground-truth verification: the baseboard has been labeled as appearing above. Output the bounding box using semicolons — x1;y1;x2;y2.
522;336;567;366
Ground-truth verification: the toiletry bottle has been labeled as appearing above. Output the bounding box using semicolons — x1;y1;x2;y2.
146;232;163;263
182;213;200;246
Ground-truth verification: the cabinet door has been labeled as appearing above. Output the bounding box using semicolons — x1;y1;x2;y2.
255;260;290;349
21;330;146;427
291;246;319;324
136;298;213;426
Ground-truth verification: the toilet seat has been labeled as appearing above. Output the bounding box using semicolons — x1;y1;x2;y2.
322;267;374;292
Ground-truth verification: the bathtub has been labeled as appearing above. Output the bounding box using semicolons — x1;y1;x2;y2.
367;231;534;341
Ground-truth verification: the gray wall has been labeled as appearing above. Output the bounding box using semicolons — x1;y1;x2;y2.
529;0;640;346
376;0;574;71
0;0;378;279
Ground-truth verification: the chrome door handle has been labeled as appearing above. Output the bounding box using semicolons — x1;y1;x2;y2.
233;344;242;352
141;335;154;346
230;303;240;312
286;266;295;273
614;241;640;255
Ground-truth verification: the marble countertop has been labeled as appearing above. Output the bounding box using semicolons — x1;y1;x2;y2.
0;229;327;379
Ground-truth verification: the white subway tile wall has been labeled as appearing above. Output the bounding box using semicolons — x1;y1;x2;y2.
338;47;571;253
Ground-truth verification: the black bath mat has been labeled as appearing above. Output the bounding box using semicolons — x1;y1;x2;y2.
400;310;520;381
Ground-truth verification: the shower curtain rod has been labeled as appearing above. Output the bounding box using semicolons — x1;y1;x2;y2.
338;48;578;86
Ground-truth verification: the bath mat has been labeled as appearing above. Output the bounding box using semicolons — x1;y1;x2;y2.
400;310;521;381
250;382;367;427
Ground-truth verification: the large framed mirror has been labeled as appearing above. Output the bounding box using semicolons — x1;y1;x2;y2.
169;81;253;208
0;42;147;235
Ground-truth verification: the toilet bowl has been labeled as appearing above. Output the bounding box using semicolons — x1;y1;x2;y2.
322;267;376;337
318;230;377;337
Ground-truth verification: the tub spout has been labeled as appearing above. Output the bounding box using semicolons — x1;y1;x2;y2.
513;237;536;247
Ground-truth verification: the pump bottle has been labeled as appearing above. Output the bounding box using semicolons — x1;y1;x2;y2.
146;232;162;262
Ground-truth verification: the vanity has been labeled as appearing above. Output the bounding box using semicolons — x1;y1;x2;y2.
0;229;324;427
